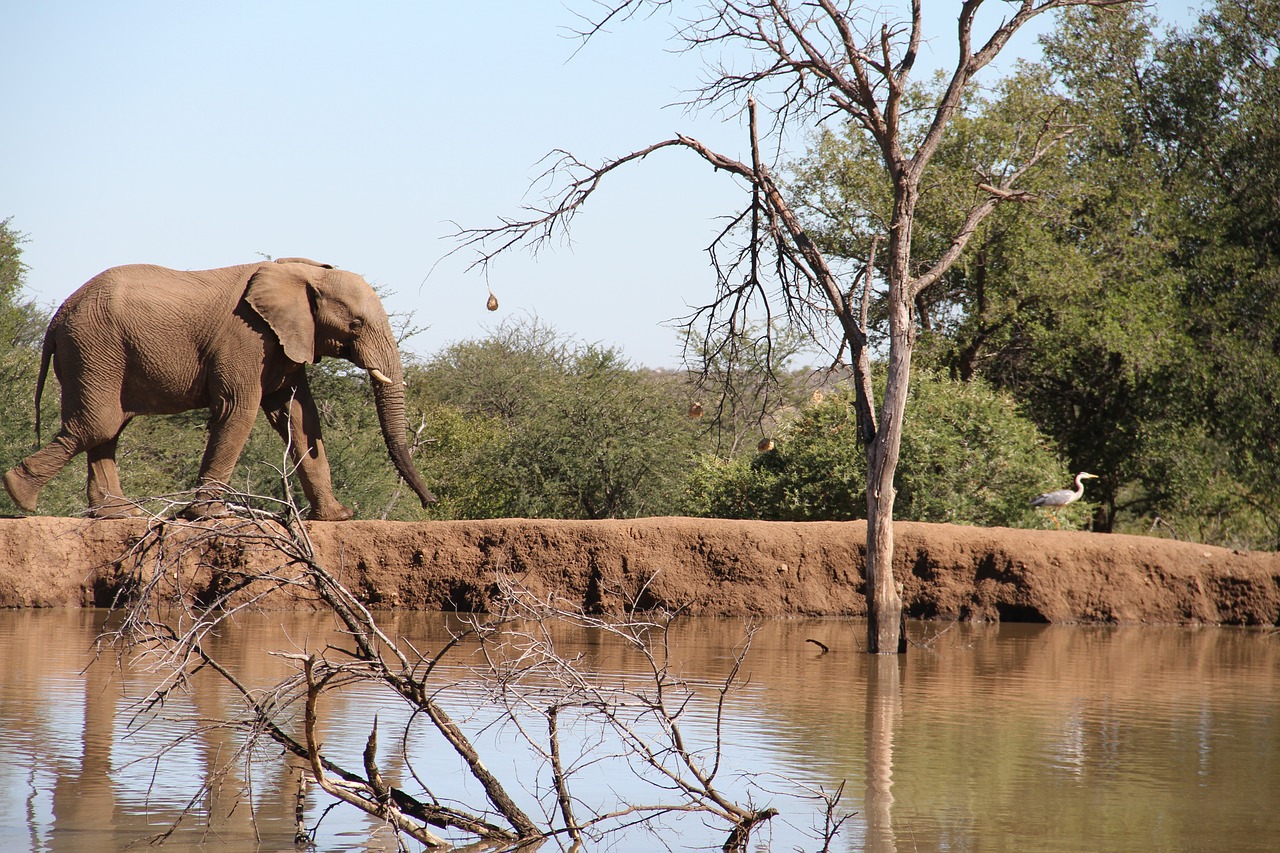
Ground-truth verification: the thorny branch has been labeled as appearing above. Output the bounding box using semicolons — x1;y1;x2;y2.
101;491;517;845
469;581;788;850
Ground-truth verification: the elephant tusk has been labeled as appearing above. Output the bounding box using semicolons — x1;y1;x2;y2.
369;368;397;386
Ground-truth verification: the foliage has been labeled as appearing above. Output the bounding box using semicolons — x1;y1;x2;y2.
0;218;28;343
684;371;1071;528
1142;0;1280;548
897;373;1079;528
1017;0;1280;546
417;317;701;519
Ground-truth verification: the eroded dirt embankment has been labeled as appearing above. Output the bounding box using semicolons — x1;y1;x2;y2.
1;515;1277;624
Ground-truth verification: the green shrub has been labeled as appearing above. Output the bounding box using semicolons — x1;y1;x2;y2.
685;371;1076;528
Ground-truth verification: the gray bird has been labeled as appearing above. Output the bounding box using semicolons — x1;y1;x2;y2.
1031;472;1098;528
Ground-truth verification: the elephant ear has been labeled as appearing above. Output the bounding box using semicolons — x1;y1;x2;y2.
274;257;334;268
245;263;317;364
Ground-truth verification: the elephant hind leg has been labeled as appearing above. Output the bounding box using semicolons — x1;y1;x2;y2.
262;383;353;521
86;433;141;518
181;396;260;520
4;465;42;513
3;431;87;513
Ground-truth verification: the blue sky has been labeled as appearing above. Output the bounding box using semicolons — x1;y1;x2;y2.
3;1;1202;368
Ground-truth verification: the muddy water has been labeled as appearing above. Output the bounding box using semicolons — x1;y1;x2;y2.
0;609;1275;852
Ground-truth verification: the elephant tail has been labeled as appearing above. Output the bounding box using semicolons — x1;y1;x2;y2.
33;328;54;445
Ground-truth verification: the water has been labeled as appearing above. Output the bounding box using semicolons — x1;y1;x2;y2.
0;609;1275;852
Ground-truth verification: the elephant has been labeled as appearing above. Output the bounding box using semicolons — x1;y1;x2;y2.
2;257;437;520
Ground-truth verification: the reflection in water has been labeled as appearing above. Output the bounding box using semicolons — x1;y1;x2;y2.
51;637;116;852
0;611;1277;852
864;656;900;853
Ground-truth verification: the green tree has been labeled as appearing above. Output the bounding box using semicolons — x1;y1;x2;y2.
784;2;1280;548
1142;0;1280;547
401;400;509;520
981;1;1280;546
787;6;1189;534
897;373;1081;528
0;219;28;343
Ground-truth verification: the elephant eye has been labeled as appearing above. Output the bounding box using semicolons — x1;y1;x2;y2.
348;317;365;334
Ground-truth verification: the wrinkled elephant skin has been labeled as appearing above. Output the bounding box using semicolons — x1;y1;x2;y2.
2;259;437;520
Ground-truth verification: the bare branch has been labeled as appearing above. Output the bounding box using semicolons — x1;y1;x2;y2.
450;140;688;273
97;484;834;849
910;121;1076;299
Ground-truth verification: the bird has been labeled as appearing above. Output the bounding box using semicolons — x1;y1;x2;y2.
1031;472;1098;529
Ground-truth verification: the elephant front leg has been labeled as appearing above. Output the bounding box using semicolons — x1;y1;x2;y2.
262;381;354;521
183;398;261;520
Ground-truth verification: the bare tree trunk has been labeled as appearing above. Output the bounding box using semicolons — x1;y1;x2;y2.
864;200;917;652
864;505;902;653
865;316;911;651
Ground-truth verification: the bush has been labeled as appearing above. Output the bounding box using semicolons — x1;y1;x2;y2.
684;371;1075;528
419;318;701;519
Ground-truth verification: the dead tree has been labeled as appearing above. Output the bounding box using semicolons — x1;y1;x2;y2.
455;0;1133;653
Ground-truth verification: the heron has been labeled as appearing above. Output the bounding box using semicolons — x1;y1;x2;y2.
1031;472;1098;529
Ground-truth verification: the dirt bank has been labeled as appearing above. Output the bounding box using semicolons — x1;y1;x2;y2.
0;515;1277;624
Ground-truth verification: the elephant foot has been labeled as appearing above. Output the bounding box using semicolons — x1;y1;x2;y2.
3;466;41;513
88;502;143;519
307;502;355;522
180;499;233;521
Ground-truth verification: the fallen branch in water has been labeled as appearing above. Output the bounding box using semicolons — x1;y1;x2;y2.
96;482;848;850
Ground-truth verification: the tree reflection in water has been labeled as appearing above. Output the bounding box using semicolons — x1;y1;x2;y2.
865;655;901;853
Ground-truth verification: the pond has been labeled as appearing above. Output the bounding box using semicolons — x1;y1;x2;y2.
0;609;1275;852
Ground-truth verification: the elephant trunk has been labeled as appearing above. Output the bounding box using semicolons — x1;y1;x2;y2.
368;365;437;507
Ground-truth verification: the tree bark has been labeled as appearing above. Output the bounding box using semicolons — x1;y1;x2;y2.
864;193;918;653
864;314;910;653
